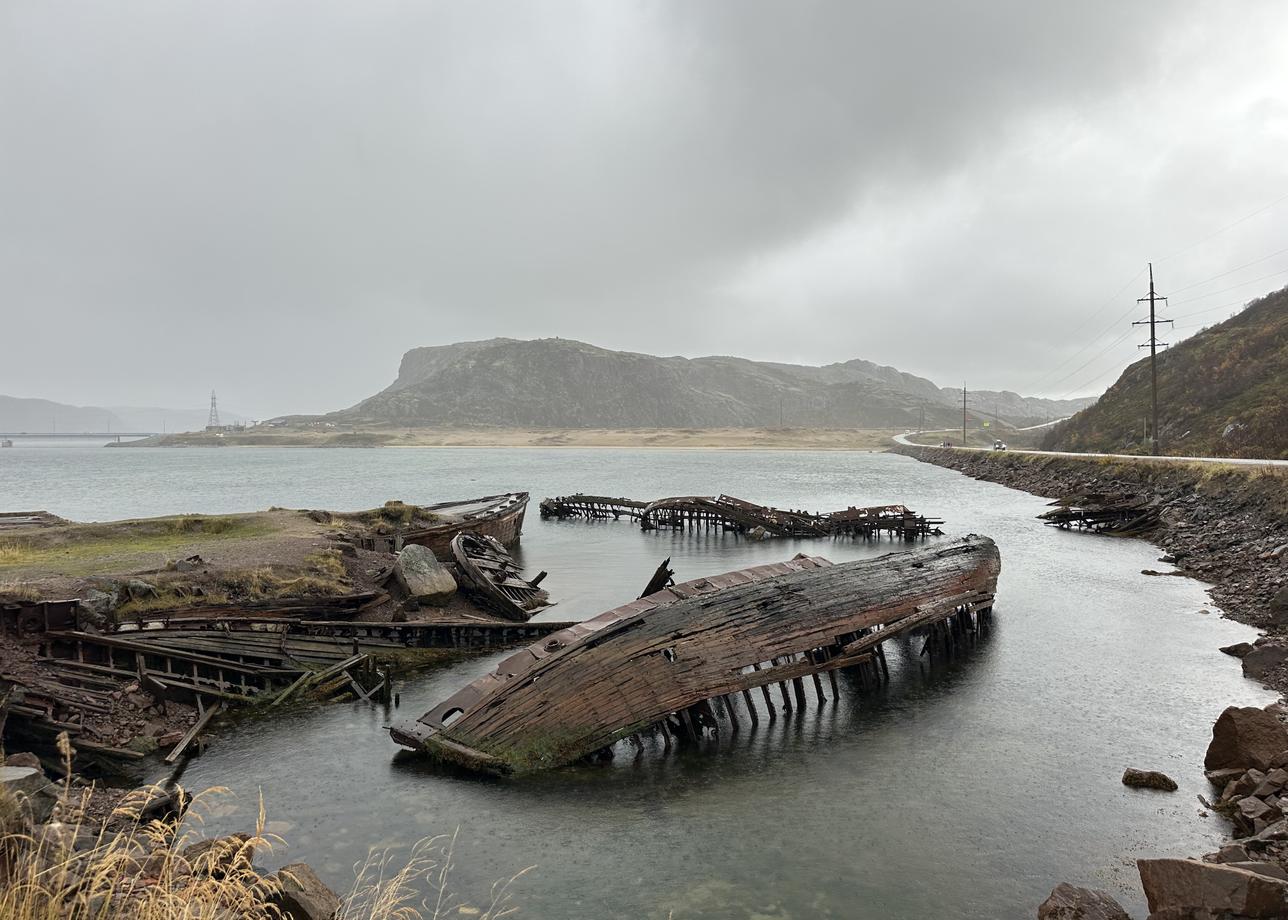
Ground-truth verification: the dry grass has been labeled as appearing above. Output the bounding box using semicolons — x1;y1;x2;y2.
0;542;37;566
0;735;530;920
0;580;41;601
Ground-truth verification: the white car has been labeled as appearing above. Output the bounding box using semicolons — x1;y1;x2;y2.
992;440;1007;450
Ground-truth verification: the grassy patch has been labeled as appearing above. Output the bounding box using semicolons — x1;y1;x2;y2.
0;515;276;577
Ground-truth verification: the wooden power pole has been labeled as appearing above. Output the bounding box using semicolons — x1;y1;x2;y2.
961;383;967;447
1133;264;1171;455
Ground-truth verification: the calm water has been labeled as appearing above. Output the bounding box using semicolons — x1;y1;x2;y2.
0;446;1270;919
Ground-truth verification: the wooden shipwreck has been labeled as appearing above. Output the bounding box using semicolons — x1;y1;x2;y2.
400;492;529;556
391;535;1000;774
450;532;553;622
1038;492;1162;535
539;492;943;540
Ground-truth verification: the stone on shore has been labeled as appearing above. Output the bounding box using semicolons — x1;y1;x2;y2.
1138;857;1288;918
4;752;42;770
1036;882;1131;919
1219;641;1253;658
0;765;57;824
1204;706;1288;773
1122;768;1178;791
393;544;456;605
1242;642;1288;680
269;862;342;920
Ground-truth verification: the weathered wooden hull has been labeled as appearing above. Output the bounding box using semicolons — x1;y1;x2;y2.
450;532;553;622
401;492;529;557
391;535;1000;774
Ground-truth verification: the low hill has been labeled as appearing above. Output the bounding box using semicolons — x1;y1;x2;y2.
1043;285;1288;458
330;337;1093;431
0;396;125;433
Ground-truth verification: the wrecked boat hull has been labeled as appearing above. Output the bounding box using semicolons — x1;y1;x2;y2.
391;535;1000;774
401;492;529;557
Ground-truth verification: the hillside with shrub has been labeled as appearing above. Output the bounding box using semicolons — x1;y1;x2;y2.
1043;285;1288;458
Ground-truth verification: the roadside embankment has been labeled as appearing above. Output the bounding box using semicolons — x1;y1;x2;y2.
893;445;1288;691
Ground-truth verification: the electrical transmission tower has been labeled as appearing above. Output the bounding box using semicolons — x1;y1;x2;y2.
207;390;221;429
1132;263;1171;455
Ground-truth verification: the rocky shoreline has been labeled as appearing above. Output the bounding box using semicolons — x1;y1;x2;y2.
895;445;1288;919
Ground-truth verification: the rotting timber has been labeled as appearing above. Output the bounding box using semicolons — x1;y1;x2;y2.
1038;491;1162;536
391;535;1000;774
540;492;944;540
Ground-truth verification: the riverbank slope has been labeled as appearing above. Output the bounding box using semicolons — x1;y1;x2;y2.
892;444;1288;689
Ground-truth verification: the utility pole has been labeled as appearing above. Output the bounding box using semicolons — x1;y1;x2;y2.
961;383;967;447
1133;263;1171;455
207;390;221;430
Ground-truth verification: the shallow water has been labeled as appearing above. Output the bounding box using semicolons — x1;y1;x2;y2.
0;446;1271;919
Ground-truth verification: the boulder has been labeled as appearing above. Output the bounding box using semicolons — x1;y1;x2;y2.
1224;769;1266;802
393;544;456;605
1205;707;1288;773
1243;644;1288;680
1252;768;1288;798
1212;843;1250;863
1204;767;1244;788
1037;882;1131;919
1138;858;1288;918
4;752;42;770
1234;796;1281;836
0;765;57;823
1122;768;1178;792
269;862;341;920
1219;642;1253;658
182;833;254;878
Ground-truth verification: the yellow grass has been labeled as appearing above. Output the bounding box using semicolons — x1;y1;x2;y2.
0;735;529;920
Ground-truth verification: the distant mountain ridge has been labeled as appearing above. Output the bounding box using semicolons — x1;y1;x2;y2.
333;337;1094;430
0;396;249;433
1043;285;1288;458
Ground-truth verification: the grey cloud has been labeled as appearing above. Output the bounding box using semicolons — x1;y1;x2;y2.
2;1;1285;415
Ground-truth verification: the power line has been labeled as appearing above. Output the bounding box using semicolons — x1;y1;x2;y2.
1167;266;1288;306
1156;190;1288;264
1167;244;1288;294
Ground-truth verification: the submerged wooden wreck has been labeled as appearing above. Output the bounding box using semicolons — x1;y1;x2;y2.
539;493;943;540
391;535;1000;774
1038;492;1162;535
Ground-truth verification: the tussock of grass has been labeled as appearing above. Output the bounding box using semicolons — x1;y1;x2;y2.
0;734;530;920
0;542;37;566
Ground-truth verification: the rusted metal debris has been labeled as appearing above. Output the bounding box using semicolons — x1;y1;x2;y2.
1039;492;1162;535
540;492;943;540
450;532;553;622
400;492;529;556
391;535;1000;774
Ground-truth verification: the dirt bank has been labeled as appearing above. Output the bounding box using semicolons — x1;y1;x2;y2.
893;445;1288;689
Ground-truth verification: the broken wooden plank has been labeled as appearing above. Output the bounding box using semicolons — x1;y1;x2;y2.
164;702;223;764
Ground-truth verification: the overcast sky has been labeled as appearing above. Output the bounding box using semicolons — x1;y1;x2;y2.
4;1;1288;418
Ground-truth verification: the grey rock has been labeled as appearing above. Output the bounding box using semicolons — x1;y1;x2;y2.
1252;767;1288;798
1224;768;1266;803
270;862;341;920
1212;843;1250;863
4;752;42;770
393;544;456;605
0;766;57;823
1235;796;1281;836
1204;767;1244;787
1219;642;1253;658
1205;706;1288;773
1122;768;1178;791
1243;643;1288;679
1225;861;1288;882
1138;857;1288;918
1037;882;1131;919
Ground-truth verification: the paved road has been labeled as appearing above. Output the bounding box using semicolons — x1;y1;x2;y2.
891;432;1288;468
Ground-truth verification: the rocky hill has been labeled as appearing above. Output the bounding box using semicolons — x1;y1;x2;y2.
1043;285;1288;459
332;337;1093;430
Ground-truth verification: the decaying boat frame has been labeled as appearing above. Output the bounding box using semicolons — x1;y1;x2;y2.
400;492;530;556
391;535;1000;774
451;532;553;622
540;492;943;540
